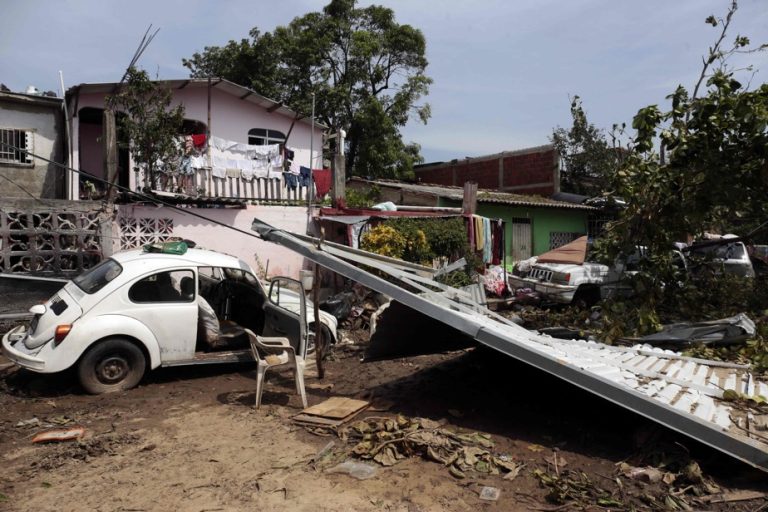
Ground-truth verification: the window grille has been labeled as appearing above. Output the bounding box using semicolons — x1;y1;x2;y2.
0;129;33;165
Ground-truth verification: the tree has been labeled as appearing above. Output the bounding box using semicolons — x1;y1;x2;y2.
551;96;623;197
107;67;185;190
597;0;768;334
183;0;431;179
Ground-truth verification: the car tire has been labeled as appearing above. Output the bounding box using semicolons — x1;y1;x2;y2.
78;338;147;394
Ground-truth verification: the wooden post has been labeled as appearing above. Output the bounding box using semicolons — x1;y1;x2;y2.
103;109;118;200
314;227;326;379
462;181;478;215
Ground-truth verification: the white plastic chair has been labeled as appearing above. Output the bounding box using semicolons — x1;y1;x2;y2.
244;328;307;409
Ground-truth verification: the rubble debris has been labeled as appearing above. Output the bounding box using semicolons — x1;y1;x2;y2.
32;427;86;443
638;313;755;348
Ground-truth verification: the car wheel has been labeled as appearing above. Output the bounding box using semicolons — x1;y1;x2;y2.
78;338;146;394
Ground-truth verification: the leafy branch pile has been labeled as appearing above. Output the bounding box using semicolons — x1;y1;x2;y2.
534;469;624;509
336;415;522;479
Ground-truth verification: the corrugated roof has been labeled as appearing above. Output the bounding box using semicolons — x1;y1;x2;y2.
69;78;327;129
350;178;597;211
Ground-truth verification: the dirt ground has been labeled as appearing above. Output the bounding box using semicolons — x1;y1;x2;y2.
1;332;768;512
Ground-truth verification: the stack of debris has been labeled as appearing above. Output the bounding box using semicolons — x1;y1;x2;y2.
320;285;389;335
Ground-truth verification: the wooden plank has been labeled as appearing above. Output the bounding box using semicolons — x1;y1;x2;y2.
293;404;369;427
300;397;369;419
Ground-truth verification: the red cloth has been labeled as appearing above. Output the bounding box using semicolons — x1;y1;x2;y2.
191;134;207;148
312;168;331;199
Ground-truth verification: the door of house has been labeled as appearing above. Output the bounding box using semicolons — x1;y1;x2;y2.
511;218;532;261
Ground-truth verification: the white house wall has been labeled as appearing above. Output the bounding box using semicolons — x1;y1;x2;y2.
0;103;64;198
115;204;312;279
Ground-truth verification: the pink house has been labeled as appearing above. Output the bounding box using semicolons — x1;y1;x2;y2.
63;79;327;279
65;78;324;202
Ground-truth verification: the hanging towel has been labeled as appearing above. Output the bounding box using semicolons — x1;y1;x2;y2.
483;217;493;264
312;168;331;199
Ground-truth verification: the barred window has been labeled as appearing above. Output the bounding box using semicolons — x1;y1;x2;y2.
549;231;583;250
0;129;33;165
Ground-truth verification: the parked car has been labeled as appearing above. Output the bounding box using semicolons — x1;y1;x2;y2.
509;237;686;306
2;246;337;394
685;236;755;278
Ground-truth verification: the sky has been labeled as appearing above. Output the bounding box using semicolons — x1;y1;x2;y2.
1;0;766;163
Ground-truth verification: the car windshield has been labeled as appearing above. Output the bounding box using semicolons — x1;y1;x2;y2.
73;258;123;294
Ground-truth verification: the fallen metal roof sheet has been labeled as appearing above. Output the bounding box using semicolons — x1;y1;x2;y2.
251;218;768;472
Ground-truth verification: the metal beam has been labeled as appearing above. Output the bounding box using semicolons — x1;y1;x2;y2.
251;218;768;473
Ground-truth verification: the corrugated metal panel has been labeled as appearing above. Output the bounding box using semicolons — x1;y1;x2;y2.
252;219;768;472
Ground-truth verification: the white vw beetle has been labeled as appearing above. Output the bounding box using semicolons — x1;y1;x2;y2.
2;245;337;394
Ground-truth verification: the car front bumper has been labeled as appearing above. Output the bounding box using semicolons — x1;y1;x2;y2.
2;326;47;372
508;276;577;304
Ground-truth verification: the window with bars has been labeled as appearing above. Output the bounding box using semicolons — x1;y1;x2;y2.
248;128;285;146
0;129;33;165
549;231;583;250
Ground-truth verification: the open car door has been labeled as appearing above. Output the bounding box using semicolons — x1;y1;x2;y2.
262;277;309;358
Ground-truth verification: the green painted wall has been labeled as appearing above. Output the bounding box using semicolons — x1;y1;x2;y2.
439;198;588;265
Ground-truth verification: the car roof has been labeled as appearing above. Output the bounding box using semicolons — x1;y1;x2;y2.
111;247;250;270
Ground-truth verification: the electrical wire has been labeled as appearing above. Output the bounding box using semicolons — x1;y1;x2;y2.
0;140;270;243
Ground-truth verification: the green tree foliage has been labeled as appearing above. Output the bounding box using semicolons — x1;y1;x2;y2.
107;67;185;189
183;0;431;179
551;96;623;196
597;1;768;337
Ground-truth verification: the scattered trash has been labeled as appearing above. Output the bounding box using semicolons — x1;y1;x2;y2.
32;427;86;443
478;486;500;501
15;417;41;428
618;463;664;483
638;313;755;348
527;443;546;452
502;462;524;481
326;460;379;480
312;440;336;465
